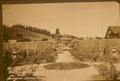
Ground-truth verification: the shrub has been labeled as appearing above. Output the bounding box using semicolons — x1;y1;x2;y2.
42;38;48;41
17;38;31;42
95;62;120;80
69;48;100;61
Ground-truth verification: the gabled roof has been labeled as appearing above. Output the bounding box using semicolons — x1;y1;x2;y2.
108;26;120;34
105;26;120;38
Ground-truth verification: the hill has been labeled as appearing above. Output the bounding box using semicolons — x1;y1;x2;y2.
10;28;52;40
2;24;52;42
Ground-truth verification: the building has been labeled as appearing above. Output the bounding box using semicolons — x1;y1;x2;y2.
105;26;120;39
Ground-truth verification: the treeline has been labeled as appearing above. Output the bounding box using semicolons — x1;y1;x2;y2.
2;24;79;42
2;24;51;36
2;24;52;42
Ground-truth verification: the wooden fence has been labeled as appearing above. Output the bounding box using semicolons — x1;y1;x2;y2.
70;39;120;53
3;42;55;51
3;39;120;53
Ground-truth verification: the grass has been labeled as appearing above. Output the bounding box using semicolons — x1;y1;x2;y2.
43;62;89;70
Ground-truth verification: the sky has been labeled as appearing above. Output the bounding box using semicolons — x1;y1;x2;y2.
2;1;120;37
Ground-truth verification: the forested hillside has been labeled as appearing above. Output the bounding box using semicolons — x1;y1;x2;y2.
2;24;52;42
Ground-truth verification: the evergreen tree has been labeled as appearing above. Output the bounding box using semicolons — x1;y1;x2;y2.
55;28;60;35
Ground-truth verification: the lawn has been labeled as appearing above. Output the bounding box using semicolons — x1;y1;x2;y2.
43;62;89;70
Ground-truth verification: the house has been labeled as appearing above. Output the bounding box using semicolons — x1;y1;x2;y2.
105;26;120;39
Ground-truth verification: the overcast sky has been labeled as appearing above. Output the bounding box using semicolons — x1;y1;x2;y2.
2;1;120;37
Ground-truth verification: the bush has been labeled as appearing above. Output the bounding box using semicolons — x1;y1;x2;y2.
17;38;31;42
69;48;100;61
3;46;57;66
95;62;120;80
42;38;48;41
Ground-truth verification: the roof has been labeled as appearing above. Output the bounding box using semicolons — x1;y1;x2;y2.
108;26;120;34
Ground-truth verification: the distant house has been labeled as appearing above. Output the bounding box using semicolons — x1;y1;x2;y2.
105;26;120;39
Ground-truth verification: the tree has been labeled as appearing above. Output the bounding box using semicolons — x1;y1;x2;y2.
2;25;10;42
55;28;60;36
51;33;55;38
55;28;61;38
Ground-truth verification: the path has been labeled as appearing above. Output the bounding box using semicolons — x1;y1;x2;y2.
34;49;99;81
34;65;98;81
56;51;76;63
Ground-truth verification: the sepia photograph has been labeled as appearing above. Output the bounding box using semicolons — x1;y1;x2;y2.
1;0;120;81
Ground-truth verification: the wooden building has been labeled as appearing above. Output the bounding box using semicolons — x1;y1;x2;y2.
105;26;120;39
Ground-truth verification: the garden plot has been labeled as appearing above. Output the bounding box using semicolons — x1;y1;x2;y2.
8;49;100;81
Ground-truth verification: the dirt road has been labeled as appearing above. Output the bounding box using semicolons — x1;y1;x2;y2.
55;51;76;63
